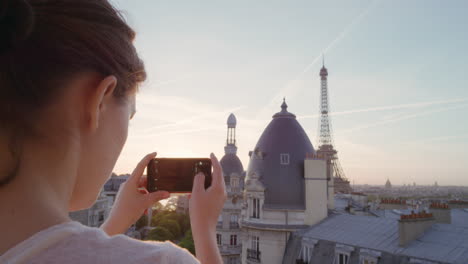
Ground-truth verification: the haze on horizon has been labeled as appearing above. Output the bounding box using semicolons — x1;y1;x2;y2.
111;0;468;186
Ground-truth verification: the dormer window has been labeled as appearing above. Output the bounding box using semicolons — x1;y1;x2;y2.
252;198;260;219
231;178;239;192
280;153;290;165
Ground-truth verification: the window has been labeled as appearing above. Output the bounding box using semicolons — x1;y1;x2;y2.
230;214;238;228
335;253;349;264
230;234;237;245
98;211;104;222
280;153;290;165
231;178;239;192
247;236;260;261
252;198;260;218
216;234;222;245
228;257;237;264
299;245;313;263
251;236;259;251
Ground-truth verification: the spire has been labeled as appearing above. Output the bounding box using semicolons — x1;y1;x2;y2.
281;97;288;112
227;113;237;128
273;97;296;118
225;113;237;154
322;53;325;68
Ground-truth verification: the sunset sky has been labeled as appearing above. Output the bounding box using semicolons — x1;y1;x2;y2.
111;0;468;186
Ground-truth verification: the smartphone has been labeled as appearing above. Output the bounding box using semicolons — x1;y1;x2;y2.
147;158;212;193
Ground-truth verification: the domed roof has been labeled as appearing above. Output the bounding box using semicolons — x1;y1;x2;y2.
227;113;237;128
220;153;244;177
246;100;315;210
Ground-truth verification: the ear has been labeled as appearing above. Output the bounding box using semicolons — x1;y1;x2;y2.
86;75;117;131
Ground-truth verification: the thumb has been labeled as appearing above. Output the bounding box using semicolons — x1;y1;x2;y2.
146;191;170;206
192;172;206;194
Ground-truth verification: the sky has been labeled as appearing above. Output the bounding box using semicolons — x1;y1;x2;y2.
111;0;468;186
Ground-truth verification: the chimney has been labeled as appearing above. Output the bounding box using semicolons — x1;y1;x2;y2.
380;198;407;210
399;211;435;247
448;200;468;209
304;159;328;225
430;203;451;224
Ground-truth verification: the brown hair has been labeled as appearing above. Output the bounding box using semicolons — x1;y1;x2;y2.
0;0;147;186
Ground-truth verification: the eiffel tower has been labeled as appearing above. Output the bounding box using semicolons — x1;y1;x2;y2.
316;58;352;194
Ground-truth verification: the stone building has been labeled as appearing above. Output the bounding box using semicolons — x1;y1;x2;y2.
238;101;468;264
69;191;112;228
217;113;245;264
240;101;328;264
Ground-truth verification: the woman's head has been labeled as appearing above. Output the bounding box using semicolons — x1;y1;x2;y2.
0;0;146;210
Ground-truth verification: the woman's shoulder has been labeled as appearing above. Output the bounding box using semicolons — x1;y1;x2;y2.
26;221;199;264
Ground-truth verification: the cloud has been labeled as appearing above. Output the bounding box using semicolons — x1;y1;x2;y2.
399;133;468;145
297;97;468;120
141;105;246;133
336;104;468;135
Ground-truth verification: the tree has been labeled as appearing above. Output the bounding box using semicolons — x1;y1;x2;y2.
158;219;181;238
178;213;191;234
178;230;195;254
135;215;148;230
146;227;174;241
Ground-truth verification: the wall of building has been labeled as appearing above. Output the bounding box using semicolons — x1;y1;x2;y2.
261;209;305;225
242;228;290;264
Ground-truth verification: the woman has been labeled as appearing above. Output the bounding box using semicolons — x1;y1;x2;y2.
0;0;226;263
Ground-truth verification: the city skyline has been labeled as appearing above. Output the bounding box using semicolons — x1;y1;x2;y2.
111;0;468;186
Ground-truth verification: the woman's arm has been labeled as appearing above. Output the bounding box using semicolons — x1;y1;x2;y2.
101;153;169;236
189;153;226;264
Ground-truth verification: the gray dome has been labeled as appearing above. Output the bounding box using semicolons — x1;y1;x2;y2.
246;101;315;210
227;113;237;128
220;153;244;177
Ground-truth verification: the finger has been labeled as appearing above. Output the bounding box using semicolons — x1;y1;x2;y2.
146;191;170;205
138;175;148;188
210;153;224;187
192;172;206;194
128;152;157;185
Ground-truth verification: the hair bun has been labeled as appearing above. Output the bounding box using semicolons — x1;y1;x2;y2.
0;0;35;53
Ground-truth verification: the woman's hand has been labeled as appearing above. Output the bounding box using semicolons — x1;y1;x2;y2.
189;153;226;263
101;152;170;236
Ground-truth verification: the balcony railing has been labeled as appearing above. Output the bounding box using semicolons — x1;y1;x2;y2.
247;249;261;262
230;222;240;229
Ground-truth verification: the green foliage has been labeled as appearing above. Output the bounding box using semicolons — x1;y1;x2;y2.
178;213;191;234
178;230;195;254
135;215;148;230
148;205;192;243
159;219;181;238
146;226;175;241
151;210;178;226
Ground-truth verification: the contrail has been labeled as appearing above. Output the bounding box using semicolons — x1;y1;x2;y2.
141;105;246;133
257;0;379;118
400;133;468;145
336;104;468;135
297;97;468;120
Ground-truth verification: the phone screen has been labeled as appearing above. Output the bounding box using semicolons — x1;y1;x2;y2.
147;158;212;193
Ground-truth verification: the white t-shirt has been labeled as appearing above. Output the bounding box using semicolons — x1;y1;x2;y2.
0;221;200;264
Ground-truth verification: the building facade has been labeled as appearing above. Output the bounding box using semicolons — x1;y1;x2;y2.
240;101;328;264
69;191;112;228
217;113;245;264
